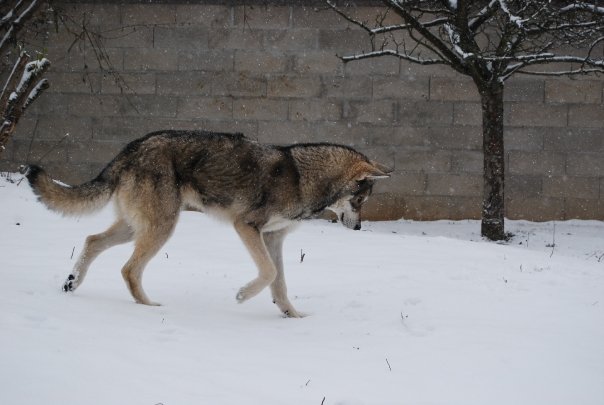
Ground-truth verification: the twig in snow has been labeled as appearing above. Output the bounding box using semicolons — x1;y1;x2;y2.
321;397;325;405
548;222;556;258
70;246;75;259
300;249;305;263
386;358;392;371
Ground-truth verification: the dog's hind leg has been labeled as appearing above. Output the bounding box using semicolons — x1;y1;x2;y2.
114;171;181;306
263;229;304;318
234;220;278;305
120;218;177;306
63;219;134;293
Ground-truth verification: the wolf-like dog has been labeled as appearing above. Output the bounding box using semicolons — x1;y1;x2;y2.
22;130;391;317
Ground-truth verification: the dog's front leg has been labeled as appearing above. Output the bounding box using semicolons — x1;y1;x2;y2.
263;229;304;318
234;220;278;304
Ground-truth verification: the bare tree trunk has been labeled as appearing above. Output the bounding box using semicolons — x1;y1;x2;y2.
479;82;506;241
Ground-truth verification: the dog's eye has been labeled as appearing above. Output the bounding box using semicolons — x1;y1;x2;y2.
351;194;366;207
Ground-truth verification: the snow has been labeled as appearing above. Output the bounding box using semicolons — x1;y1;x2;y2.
23;78;49;109
14;58;50;96
1;172;603;405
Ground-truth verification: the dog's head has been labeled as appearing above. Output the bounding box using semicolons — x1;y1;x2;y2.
327;160;392;231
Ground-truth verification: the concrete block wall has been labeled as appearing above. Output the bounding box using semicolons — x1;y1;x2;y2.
1;0;603;221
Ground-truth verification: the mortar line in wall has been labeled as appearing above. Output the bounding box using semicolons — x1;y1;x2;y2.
421;170;427;193
562;197;567;221
24;118;41;165
563;150;568;176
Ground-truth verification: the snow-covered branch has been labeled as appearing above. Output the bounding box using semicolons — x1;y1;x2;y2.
502;53;604;80
326;0;460;69
341;49;446;65
560;3;604;15
326;0;604;80
497;0;526;27
0;0;50;156
1;55;50;128
444;23;474;60
325;0;374;34
469;0;499;30
0;0;41;53
324;0;604;241
371;18;449;35
21;78;49;111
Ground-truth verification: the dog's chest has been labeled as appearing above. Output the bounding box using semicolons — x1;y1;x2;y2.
261;215;297;233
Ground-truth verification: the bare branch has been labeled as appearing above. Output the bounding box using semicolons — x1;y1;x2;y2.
383;0;464;69
325;1;374;35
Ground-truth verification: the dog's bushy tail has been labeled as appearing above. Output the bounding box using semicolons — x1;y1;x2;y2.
20;165;115;216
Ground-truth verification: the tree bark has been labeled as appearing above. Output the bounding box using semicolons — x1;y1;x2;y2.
479;82;506;241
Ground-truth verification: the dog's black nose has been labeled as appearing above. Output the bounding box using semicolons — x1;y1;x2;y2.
353;223;361;231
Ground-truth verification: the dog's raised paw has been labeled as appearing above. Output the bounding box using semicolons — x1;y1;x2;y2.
235;289;247;303
62;274;76;292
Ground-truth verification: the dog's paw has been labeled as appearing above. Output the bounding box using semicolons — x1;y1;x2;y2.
136;299;162;306
236;288;249;303
282;308;307;318
62;274;77;292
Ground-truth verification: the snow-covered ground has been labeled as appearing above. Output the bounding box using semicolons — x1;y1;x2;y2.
1;172;603;405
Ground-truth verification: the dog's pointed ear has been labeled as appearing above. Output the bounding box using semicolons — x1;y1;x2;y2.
368;161;393;179
354;161;393;181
